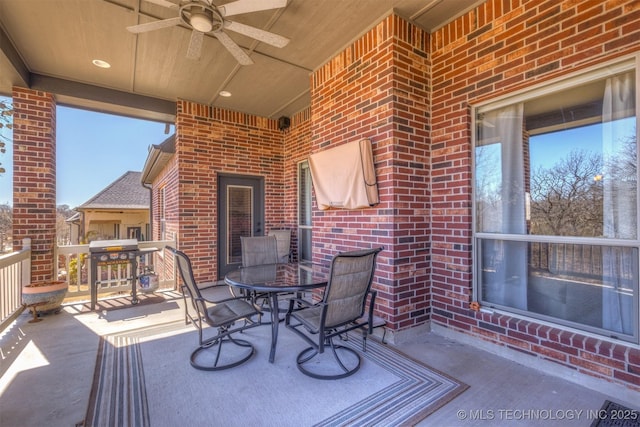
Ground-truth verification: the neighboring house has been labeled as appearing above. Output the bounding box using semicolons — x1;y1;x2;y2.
70;171;150;243
65;211;81;244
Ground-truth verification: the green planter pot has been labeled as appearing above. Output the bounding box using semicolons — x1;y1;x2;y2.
22;280;68;322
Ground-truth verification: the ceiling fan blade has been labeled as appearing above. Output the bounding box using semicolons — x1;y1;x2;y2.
186;30;204;60
213;31;254;65
127;17;182;33
142;0;179;9
224;21;289;48
218;0;287;17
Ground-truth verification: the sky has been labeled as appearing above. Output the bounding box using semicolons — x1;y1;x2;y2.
530;123;603;170
0;98;173;208
530;118;636;171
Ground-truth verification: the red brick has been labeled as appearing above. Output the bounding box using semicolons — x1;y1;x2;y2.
13;0;638;393
11;87;57;282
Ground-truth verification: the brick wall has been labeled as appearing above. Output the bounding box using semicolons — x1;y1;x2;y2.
170;100;285;282
429;0;640;391
309;14;431;334
11;87;57;282
9;0;638;392
150;153;179;283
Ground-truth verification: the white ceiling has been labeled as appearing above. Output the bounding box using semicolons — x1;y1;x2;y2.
0;0;483;123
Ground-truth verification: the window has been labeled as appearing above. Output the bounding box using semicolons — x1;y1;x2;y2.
298;161;312;262
159;186;166;240
473;59;639;343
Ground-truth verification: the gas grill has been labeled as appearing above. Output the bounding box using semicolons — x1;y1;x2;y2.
89;239;156;310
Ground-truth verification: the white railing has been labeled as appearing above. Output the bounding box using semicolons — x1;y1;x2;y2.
0;238;31;329
56;239;177;302
0;239;177;331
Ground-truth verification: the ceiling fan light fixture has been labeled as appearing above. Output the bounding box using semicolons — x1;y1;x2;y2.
130;0;288;65
190;12;213;33
92;59;111;69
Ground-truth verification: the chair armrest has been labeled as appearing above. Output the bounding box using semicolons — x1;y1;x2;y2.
286;296;316;313
198;281;225;290
200;290;259;308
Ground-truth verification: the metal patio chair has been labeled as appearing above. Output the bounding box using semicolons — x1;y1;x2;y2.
168;246;261;371
239;235;279;294
240;235;288;317
267;229;292;263
285;247;383;379
241;235;280;267
357;290;387;351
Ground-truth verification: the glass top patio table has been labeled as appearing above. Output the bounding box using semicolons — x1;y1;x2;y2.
224;262;328;363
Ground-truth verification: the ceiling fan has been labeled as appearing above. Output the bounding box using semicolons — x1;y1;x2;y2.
127;0;290;65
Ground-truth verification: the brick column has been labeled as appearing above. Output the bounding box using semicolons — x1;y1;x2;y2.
310;14;431;342
12;87;57;282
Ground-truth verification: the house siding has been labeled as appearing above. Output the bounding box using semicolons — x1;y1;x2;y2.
81;209;149;241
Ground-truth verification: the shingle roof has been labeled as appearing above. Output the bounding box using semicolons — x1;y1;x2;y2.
77;171;149;210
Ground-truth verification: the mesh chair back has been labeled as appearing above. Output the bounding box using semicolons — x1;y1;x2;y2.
168;247;207;318
241;235;279;267
322;247;382;328
267;229;292;263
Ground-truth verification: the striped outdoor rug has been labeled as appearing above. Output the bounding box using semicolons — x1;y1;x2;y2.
316;340;467;426
83;322;467;427
84;335;150;427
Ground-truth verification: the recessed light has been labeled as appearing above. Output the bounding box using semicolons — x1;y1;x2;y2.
92;59;111;69
219;91;232;97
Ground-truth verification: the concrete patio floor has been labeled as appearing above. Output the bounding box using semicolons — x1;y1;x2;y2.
1;290;638;427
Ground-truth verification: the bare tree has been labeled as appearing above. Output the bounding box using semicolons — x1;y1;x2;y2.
0;99;12;251
530;149;603;236
0;203;12;252
0;98;11;175
56;204;75;245
605;130;637;183
474;143;503;231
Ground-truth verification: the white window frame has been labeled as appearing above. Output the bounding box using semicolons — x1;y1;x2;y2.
471;55;640;344
159;186;166;240
298;160;312;262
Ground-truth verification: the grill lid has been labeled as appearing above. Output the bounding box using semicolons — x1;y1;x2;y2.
89;239;139;253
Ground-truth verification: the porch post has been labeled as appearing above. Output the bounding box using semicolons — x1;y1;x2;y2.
12;87;57;282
